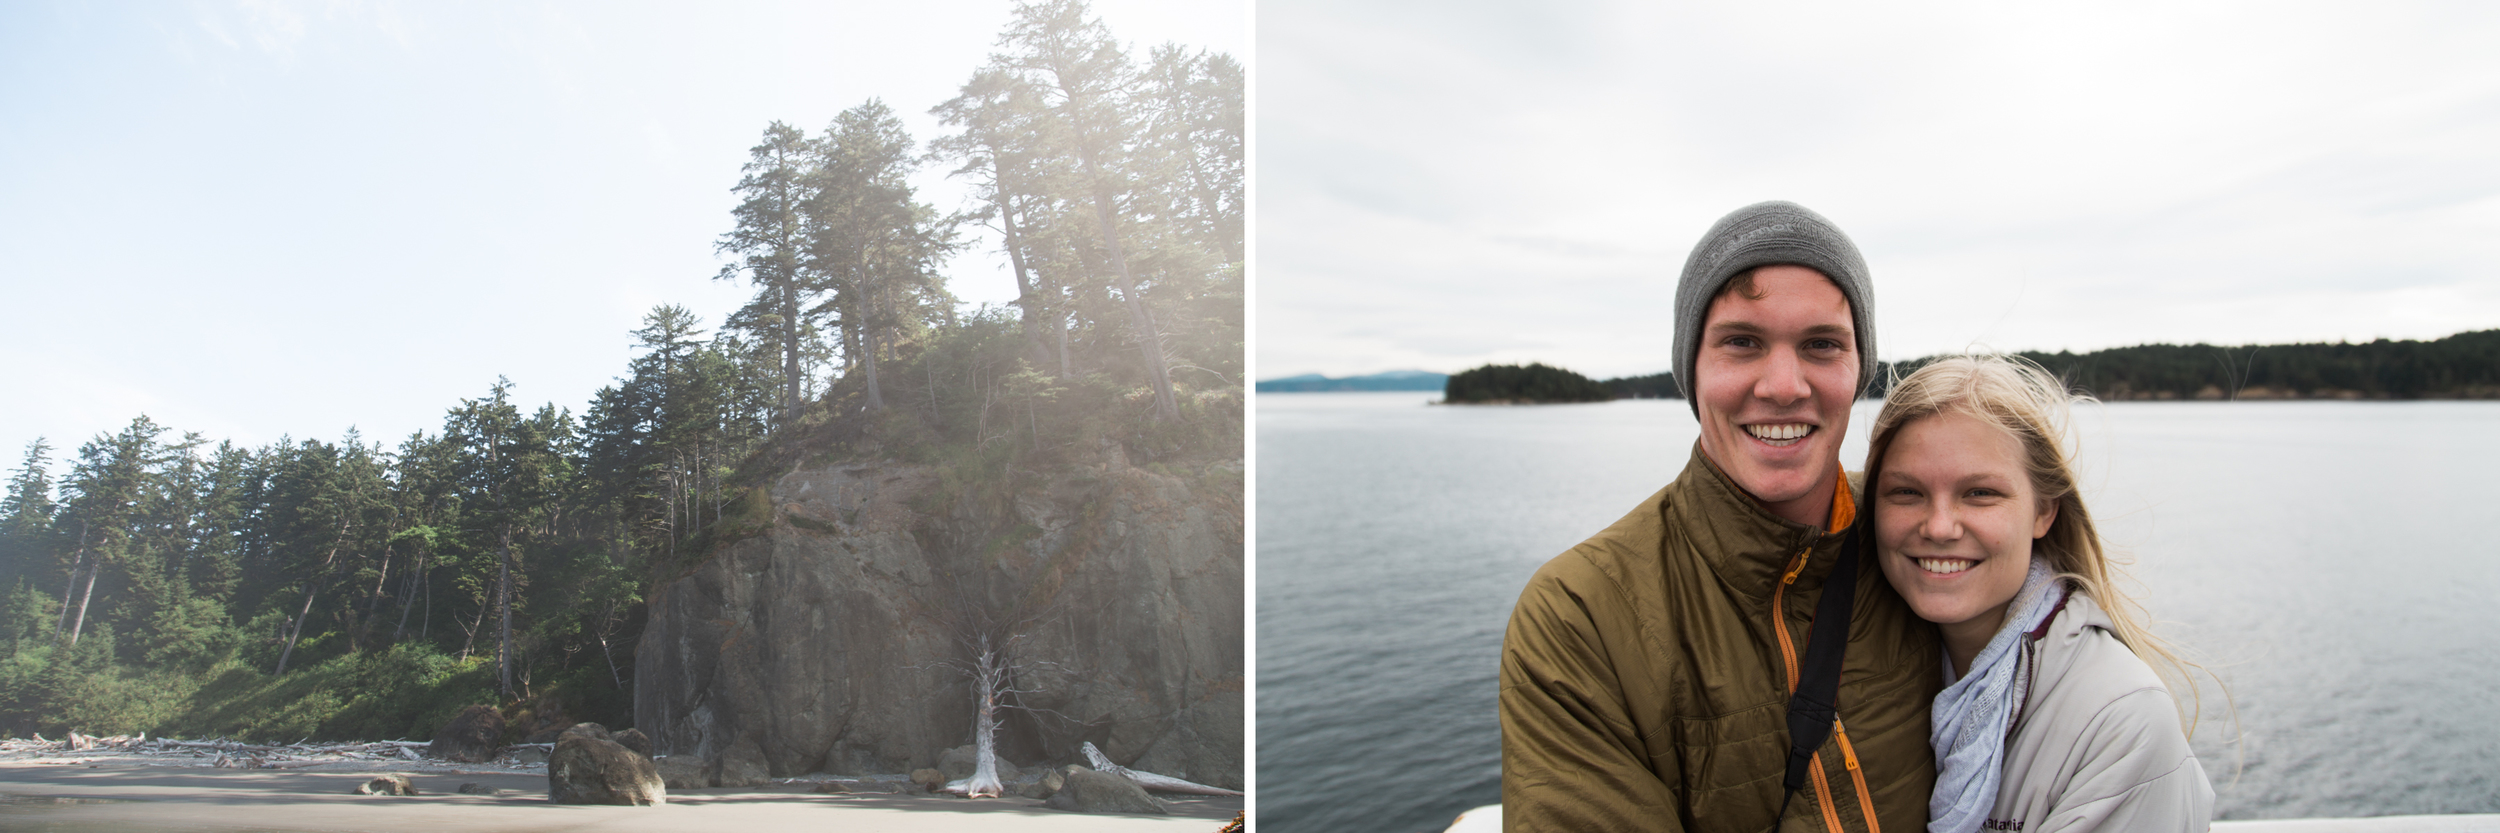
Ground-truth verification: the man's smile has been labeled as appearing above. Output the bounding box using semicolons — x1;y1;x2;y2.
1742;423;1816;446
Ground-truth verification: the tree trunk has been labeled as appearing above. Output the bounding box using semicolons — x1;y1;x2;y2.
994;183;1056;375
460;588;488;660
597;604;627;692
54;556;82;639
780;279;804;426
422;562;434;642
1055;309;1072;378
353;547;392;652
393;551;424;641
967;646;1005;797
497;526;515;698
863;325;887;412
54;523;90;638
65;556;101;646
274;581;317;675
1077;155;1180;423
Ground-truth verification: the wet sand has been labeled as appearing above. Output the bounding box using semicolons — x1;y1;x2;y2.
0;760;1242;832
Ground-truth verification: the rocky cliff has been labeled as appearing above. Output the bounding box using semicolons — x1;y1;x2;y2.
633;442;1243;789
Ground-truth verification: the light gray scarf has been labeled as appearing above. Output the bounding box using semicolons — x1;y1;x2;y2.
1928;559;2063;833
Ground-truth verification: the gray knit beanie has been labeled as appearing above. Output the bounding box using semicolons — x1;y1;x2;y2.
1672;200;1877;416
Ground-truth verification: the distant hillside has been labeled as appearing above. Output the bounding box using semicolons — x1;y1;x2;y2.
1443;363;1614;404
1878;329;2500;401
1284;329;2500;405
1257;370;1448;392
1605;371;1681;399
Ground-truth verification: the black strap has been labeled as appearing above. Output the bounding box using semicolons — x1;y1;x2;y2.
1778;526;1862;819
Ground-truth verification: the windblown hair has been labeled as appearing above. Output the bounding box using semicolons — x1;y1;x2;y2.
1864;354;2219;733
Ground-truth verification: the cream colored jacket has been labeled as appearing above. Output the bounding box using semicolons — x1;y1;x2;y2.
1984;588;2214;832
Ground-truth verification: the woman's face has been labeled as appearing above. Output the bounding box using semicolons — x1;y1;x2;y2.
1874;410;2058;650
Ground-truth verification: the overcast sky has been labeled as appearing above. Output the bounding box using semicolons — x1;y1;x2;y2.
1257;1;2500;380
0;0;1244;464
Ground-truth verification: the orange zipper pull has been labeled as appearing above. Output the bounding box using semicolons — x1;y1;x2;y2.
1782;550;1809;585
1836;719;1860;771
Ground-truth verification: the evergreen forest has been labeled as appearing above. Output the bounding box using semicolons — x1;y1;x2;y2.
1529;329;2500;402
0;0;1241;745
1441;363;1615;404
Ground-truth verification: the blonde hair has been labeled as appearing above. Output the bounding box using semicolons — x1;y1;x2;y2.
1865;354;2221;734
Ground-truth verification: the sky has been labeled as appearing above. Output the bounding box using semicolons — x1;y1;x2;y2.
0;0;1246;465
1257;0;2500;380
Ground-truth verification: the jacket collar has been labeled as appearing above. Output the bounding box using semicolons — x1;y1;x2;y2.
1665;441;1860;597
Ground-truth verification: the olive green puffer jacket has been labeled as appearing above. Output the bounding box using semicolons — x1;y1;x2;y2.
1501;447;1941;832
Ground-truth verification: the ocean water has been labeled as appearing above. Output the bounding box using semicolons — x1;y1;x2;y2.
1253;393;2500;833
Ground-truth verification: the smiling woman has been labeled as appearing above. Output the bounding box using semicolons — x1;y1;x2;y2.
1865;354;2215;833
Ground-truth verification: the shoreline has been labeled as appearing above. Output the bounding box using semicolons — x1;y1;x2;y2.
0;758;1240;832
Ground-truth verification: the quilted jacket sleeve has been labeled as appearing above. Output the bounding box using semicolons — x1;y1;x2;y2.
2036;687;2215;833
1498;552;1682;833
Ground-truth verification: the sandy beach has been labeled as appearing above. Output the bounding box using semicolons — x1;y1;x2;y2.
0;759;1241;832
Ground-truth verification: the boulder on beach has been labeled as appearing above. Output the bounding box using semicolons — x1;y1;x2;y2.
352;775;417;796
909;768;948;793
612;728;654;760
547;729;666;806
652;755;709;790
1045;767;1165;815
709;736;770;788
1019;766;1067;800
428;705;506;763
517;694;575;743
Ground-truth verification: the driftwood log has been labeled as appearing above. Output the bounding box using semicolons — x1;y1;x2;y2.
1080;742;1243;796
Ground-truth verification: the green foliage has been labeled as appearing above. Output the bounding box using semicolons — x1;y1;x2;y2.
0;643;493;743
142;596;239;669
0;579;54;653
1444;363;1617;404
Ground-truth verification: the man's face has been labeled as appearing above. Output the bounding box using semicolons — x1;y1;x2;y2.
1693;265;1860;526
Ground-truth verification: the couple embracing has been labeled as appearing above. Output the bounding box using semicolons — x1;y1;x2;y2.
1499;202;2215;832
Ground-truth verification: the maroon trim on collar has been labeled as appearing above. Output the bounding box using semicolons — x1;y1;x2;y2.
2025;583;2074;642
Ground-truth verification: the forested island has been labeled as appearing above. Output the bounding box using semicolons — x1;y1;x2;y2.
1441;363;1614;404
1445;329;2500;403
1990;329;2500;400
0;0;1242;790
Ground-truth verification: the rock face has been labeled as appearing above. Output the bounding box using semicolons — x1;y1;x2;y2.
428;705;505;763
548;725;666;806
1047;767;1166;815
635;450;1243;789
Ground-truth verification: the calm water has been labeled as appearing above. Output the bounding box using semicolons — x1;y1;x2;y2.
1254;393;2500;833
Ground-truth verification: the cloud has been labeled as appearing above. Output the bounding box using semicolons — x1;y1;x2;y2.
1259;0;2500;377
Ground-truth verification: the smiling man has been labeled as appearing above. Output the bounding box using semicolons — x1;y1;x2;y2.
1500;202;1942;832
